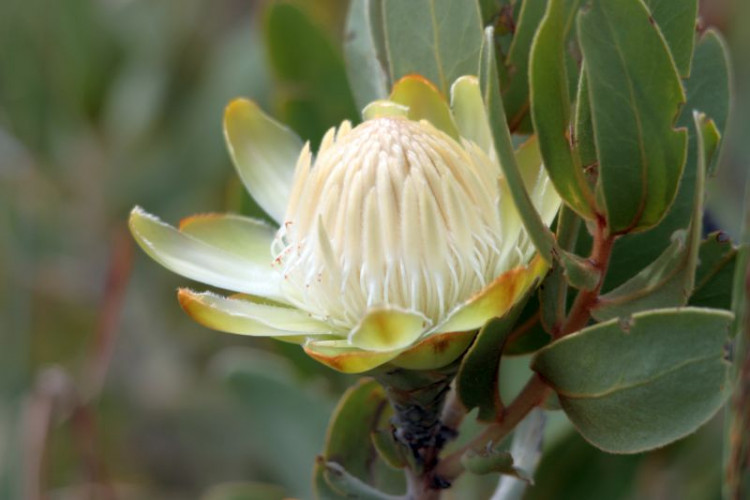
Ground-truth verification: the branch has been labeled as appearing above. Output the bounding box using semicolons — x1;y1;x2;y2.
560;217;615;336
434;375;551;482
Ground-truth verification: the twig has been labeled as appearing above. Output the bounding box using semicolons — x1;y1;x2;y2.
434;375;551;482
559;217;615;336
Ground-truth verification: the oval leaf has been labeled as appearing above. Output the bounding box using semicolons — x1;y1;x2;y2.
456;303;527;422
532;307;733;453
313;379;401;499
600;28;732;291
592;111;712;321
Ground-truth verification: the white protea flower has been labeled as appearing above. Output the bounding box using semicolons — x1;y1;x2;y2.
129;75;560;373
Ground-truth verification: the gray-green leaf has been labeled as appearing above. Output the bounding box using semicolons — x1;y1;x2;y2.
529;0;596;220
532;307;733;453
313;379;403;499
382;0;483;95
600;28;732;291
579;0;687;234
643;0;698;78
688;232;737;310
344;0;389;111
480;27;558;263
322;462;405;500
591;111;712;321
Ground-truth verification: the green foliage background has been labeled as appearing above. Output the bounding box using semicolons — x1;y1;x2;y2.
0;0;748;498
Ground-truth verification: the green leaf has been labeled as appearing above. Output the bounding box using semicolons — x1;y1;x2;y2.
688;232;737;310
265;3;358;146
578;0;687;234
314;379;403;499
574;68;597;168
592;111;709;322
541;206;582;335
321;462;405;500
480;27;558;264
532;307;733;453
461;446;530;481
643;0;698;78
456;296;528;422
319;378;388;478
504;294;551;356
593;231;690;322
602;28;732;290
478;0;512;26
502;0;581;133
681;29;732;176
382;0;483;95
371;430;408;470
529;0;596;220
500;0;546;133
344;0;389;111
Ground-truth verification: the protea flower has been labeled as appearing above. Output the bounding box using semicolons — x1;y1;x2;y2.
129;75;560;374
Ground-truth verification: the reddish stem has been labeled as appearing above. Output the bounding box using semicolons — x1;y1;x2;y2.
434;375;551;482
560;218;615;336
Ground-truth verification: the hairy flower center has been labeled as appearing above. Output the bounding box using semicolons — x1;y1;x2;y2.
272;117;512;330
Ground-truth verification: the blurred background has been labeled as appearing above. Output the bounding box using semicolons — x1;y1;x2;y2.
0;0;748;499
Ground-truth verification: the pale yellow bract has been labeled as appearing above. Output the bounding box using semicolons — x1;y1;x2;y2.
129;75;560;373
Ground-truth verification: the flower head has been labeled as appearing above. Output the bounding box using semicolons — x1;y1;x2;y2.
129;75;560;373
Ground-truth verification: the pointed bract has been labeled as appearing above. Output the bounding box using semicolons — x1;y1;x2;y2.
129;207;284;300
224;99;303;224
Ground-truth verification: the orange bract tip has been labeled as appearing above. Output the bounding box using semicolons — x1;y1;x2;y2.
392;74;446;99
178;213;223;231
224;97;255;114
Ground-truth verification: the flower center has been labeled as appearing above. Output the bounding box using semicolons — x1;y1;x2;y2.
273;117;510;330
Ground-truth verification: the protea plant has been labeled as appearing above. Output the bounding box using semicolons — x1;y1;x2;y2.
127;0;741;497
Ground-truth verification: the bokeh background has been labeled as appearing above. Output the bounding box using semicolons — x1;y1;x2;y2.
1;1;748;499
